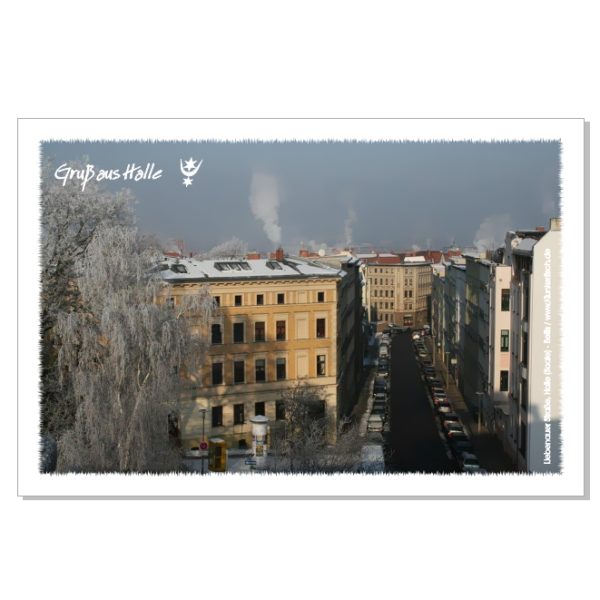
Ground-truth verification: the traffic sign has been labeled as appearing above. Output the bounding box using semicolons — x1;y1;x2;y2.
199;441;208;450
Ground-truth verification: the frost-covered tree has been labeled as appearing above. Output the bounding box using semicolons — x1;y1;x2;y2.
267;383;362;473
40;161;215;472
40;160;134;437
53;224;214;473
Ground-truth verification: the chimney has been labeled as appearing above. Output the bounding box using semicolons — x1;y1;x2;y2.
549;217;561;231
275;247;285;262
535;226;546;232
246;251;261;260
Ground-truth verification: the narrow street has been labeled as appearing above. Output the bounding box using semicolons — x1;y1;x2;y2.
384;332;457;473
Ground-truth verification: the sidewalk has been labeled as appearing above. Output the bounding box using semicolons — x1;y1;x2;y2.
424;337;515;473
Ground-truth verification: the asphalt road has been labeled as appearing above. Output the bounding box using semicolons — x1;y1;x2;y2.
385;332;457;473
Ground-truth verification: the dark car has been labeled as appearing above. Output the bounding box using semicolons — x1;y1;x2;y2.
373;378;388;395
449;433;474;456
444;421;465;436
370;405;387;417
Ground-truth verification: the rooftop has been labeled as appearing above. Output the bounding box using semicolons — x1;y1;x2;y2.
512;237;538;256
158;255;346;283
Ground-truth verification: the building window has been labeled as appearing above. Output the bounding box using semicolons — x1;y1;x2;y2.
254;321;266;342
316;318;326;338
390;290;393;297
234;295;242;307
501;329;509;352
277;293;285;305
501;289;510;311
212;406;223;427
211;324;222;345
212;362;223;385
167;296;175;308
390;302;394;310
317;355;326;376
276;357;286;380
255;401;265;416
214;296;220;307
234;403;245;425
233;360;245;383
276;400;286;420
276;320;286;341
233;322;244;343
317;291;325;303
255;359;266;382
500;370;509;392
256;294;264;305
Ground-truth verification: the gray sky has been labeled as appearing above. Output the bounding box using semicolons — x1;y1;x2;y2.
42;140;560;254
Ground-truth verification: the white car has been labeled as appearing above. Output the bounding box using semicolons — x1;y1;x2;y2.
367;414;384;433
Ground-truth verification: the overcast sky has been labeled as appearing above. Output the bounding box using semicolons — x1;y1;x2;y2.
42;140;560;254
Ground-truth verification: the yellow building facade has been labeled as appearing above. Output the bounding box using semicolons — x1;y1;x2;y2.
160;254;352;449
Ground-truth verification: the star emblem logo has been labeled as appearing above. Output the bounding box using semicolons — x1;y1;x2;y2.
180;157;203;187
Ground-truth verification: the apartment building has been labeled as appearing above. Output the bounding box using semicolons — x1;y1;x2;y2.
504;219;561;472
364;254;432;329
461;252;514;437
443;257;467;391
159;249;359;449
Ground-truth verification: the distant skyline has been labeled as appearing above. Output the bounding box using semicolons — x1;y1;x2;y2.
42;140;561;254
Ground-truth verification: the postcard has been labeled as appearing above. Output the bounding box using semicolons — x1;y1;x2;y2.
17;118;587;497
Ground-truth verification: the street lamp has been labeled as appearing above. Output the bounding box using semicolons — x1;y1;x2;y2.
199;408;207;474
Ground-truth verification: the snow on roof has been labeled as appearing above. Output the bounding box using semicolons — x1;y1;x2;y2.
158;256;345;282
404;256;427;263
513;238;538;255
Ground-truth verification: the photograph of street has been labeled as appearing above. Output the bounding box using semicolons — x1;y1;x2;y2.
38;138;562;475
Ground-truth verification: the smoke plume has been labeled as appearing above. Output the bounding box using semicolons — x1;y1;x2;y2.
473;214;512;252
344;207;357;247
249;173;281;245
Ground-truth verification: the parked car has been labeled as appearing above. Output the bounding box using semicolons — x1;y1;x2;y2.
373;392;387;403
370;405;387;417
432;392;448;402
373;378;388;395
440;412;461;427
460;452;480;472
412;332;421;340
447;429;469;440
444;421;465;436
436;402;453;415
449;433;474;456
377;365;389;378
367;414;385;433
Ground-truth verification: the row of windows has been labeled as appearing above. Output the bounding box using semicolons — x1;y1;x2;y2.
211;318;327;344
212;291;326;308
372;289;394;298
373;301;395;310
370;267;416;275
211;355;327;385
212;400;286;427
